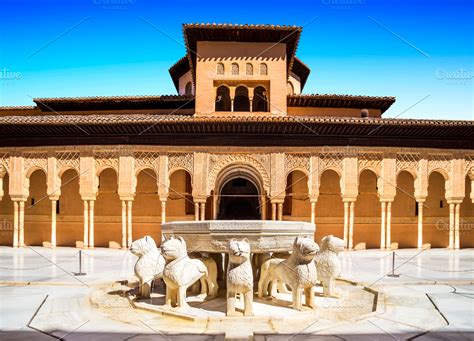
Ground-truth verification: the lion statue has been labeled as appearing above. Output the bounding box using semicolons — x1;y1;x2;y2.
314;235;345;298
226;238;253;316
258;236;319;310
161;236;218;308
130;235;165;299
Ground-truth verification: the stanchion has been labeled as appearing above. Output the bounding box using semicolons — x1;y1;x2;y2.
73;250;87;276
387;251;400;277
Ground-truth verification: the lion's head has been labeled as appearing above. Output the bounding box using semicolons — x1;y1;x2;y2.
320;235;345;254
292;236;319;263
130;235;157;256
229;238;251;262
161;236;187;260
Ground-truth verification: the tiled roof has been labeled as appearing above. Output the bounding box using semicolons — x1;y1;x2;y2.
288;94;396;113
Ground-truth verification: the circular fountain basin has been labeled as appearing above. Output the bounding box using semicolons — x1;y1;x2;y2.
161;220;315;253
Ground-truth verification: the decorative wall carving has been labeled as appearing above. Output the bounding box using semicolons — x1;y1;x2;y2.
428;154;451;178
56;151;80;175
23;152;48;176
134;151;160;174
95;150;119;174
358;152;383;175
466;154;474;178
0;153;9;175
396;153;420;175
318;152;344;176
285;154;310;175
168;153;193;175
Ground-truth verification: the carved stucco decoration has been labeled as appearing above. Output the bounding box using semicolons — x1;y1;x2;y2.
168;153;193;175
428;154;451;179
318;152;344;177
95;150;119;175
358;152;383;176
134;151;160;175
23;152;48;176
208;155;271;194
285;154;310;176
56;151;80;176
465;155;474;179
396;153;420;177
0;152;9;175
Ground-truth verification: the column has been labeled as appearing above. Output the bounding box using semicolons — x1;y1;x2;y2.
261;195;266;220
454;203;460;250
249;97;253;112
349;201;355;250
386;202;392;249
161;200;166;224
13;201;19;247
200;202;206;221
271;202;276;220
19;201;25;247
380;202;386;250
343;201;349;247
51;199;57;248
121;201;127;249
277;203;283;221
194;202;199;221
310;201;316;224
127;200;132;247
89;200;95;248
448;203;455;249
83;200;89;248
417;201;423;249
213;194;218;220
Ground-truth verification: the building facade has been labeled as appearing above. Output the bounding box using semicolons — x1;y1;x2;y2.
0;24;473;250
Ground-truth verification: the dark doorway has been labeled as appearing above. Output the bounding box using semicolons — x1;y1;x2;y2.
234;86;250;111
215;86;231;111
218;178;260;220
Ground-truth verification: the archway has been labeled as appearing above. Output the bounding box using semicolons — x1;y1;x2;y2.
424;171;449;248
234;86;250;111
283;170;310;221
354;169;381;249
0;174;13;245
392;171;417;248
133;169;161;241
25;169;49;246
460;175;474;248
252;86;268;112
168;169;194;220
57;169;82;246
217;177;260;220
215;86;231;111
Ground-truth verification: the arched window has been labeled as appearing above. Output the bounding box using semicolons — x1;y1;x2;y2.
231;63;239;75
252;86;268;112
246;63;253;75
185;82;192;95
260;63;268;75
215;85;231;111
234;86;250;111
287;82;294;95
216;62;224;75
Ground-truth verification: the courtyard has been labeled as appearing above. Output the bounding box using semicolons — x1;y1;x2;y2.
0;246;472;340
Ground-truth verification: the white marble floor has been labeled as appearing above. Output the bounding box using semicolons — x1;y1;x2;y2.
0;246;473;340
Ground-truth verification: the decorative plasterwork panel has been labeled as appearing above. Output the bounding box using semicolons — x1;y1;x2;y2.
208;154;271;192
285;154;310;175
318;152;344;176
56;151;80;175
466;155;474;178
358;152;383;175
134;151;160;174
168;153;193;175
428;154;451;176
95;150;119;174
0;152;9;175
23;152;48;176
396;153;420;175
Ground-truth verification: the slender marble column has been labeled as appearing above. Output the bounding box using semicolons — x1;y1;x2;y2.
83;201;89;248
448;203;455;249
261;195;266;220
212;194;218;220
89;200;95;249
454;203;460;250
349;202;355;250
200;203;206;221
417;202;423;249
277;203;283;221
194;203;199;221
121;201;127;249
19;201;25;247
386;202;392;249
127;201;132;247
161;201;166;224
310;202;316;224
380;202;386;250
271;203;276;221
51;200;57;248
343;202;349;248
13;201;19;248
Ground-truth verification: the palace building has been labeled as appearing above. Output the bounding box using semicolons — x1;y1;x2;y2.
0;23;473;250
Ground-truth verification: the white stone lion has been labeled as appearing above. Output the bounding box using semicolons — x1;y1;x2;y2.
227;238;253;316
130;235;165;299
314;235;345;298
258;236;319;310
161;236;218;308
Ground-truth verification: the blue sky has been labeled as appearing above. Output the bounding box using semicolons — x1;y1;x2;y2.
0;0;472;119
